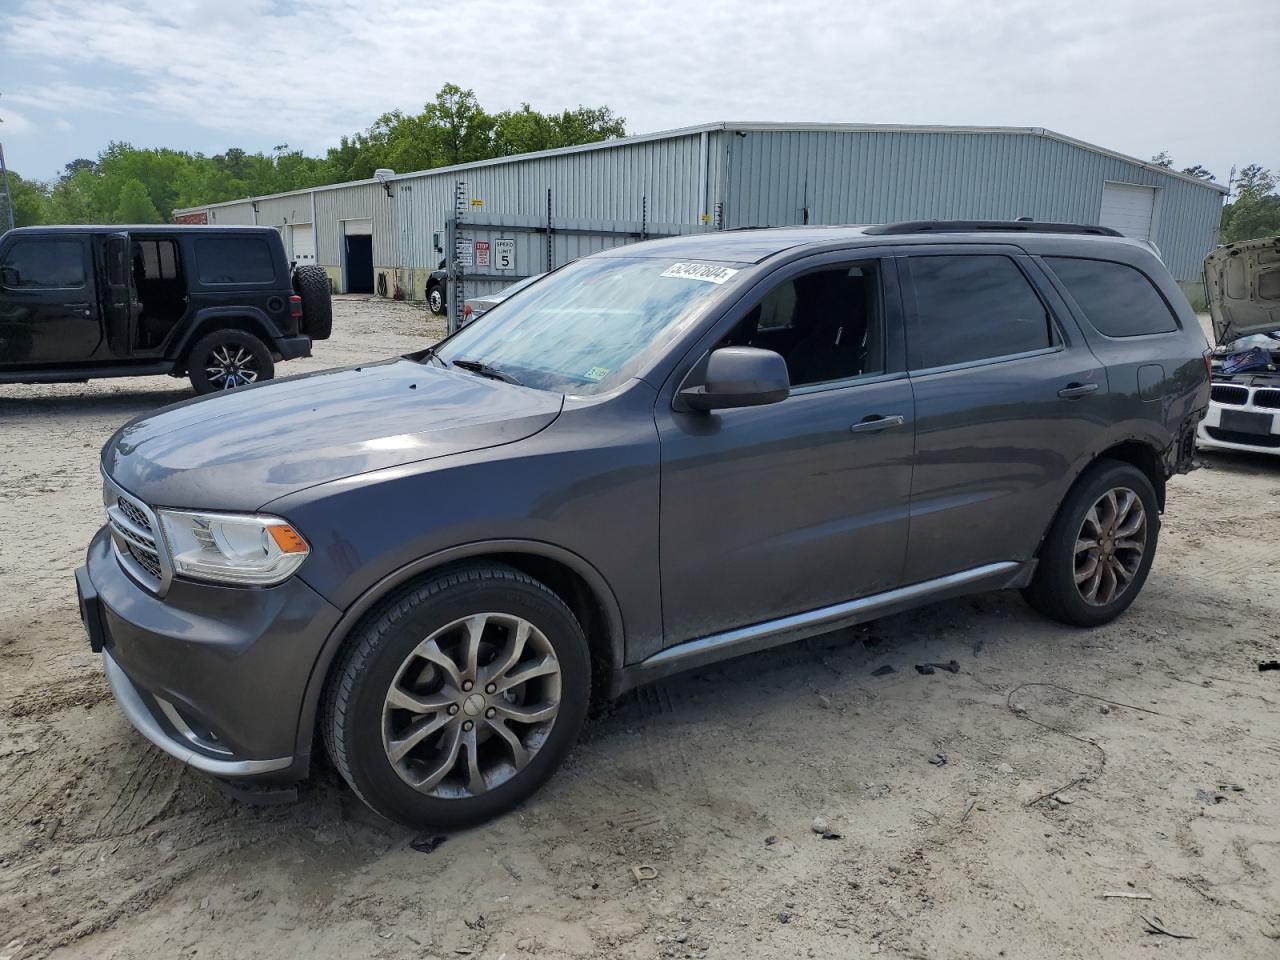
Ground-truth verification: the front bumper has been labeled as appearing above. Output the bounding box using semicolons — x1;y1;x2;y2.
1196;399;1280;455
80;526;341;779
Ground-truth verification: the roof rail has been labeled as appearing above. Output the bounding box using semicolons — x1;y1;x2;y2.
863;219;1123;238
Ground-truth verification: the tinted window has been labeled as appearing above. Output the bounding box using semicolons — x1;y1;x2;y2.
720;263;883;387
0;239;85;288
908;255;1053;369
195;237;274;283
1046;257;1178;337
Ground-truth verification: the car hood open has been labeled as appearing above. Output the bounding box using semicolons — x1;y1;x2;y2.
1204;236;1280;344
102;357;563;511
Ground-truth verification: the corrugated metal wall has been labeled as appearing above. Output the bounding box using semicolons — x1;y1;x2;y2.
254;194;311;226
725;129;1222;281
205;201;256;225
312;182;394;266
180;125;1223;288
395;132;711;270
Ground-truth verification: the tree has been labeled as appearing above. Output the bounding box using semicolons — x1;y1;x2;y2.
1181;164;1214;181
1221;164;1280;244
1;170;50;227
114;178;161;223
1150;150;1172;168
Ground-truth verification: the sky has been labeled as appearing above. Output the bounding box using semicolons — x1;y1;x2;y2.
1;0;1277;187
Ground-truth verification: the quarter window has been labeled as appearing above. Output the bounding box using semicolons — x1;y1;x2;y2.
194;237;274;284
908;255;1054;369
720;263;884;387
1046;257;1179;337
0;239;85;288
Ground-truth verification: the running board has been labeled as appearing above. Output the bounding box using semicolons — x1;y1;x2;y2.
623;561;1030;688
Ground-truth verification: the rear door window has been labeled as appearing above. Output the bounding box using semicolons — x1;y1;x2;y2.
906;255;1055;369
1045;257;1179;337
0;239;86;288
194;237;275;284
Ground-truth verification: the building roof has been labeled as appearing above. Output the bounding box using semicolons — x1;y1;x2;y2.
172;121;1227;215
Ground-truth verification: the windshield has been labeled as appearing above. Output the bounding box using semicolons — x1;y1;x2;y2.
437;256;743;394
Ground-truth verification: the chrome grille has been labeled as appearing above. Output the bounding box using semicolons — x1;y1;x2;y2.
1211;384;1248;405
1255;389;1280;410
103;477;170;594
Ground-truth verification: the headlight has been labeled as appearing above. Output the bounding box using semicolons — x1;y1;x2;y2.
157;510;310;586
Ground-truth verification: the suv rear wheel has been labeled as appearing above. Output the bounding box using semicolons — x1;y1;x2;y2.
186;329;275;394
1023;459;1160;627
323;564;591;828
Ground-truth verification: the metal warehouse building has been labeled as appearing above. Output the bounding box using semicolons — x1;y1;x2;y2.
174;121;1225;319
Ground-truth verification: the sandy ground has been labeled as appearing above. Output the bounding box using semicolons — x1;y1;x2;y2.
1;298;1278;960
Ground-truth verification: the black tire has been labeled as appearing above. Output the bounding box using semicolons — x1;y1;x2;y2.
427;284;446;316
1022;458;1160;627
292;265;333;340
186;329;274;394
322;564;591;829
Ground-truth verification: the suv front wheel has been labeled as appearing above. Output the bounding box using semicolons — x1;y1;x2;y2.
427;285;445;316
1023;459;1160;627
187;330;275;394
323;564;591;828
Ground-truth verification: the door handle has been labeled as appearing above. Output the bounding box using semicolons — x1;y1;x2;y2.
66;302;92;317
850;414;906;434
1057;382;1099;399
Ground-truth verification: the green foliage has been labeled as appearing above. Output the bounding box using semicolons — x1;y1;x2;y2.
1;170;48;227
113;178;162;223
1181;164;1214;181
1221;164;1280;244
10;83;625;225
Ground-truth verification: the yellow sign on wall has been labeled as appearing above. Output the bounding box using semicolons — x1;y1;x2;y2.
470;198;485;207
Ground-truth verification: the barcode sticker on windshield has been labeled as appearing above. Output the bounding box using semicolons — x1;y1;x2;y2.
660;262;740;284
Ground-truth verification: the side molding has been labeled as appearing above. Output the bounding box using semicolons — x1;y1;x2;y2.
617;561;1031;692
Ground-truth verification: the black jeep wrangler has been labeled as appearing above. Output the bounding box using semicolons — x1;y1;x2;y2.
0;225;331;394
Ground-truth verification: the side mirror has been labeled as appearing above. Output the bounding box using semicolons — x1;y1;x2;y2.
679;346;790;412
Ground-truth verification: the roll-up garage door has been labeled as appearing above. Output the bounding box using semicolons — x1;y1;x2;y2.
1099;182;1157;240
290;223;315;264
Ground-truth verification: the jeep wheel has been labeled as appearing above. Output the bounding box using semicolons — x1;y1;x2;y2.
1022;459;1159;627
187;330;275;394
323;564;590;829
427;285;445;316
293;265;333;340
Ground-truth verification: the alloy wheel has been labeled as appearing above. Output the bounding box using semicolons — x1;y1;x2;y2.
429;289;443;313
205;344;260;389
1073;486;1147;606
381;613;562;798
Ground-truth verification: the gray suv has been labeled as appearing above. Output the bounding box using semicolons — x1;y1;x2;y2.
76;221;1210;828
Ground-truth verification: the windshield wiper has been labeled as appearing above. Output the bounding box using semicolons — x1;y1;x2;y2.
451;358;522;385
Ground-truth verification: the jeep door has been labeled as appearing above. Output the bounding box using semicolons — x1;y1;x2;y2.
899;245;1109;583
655;252;915;649
0;233;101;364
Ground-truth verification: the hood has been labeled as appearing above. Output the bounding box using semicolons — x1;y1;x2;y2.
103;357;563;511
1204;236;1280;344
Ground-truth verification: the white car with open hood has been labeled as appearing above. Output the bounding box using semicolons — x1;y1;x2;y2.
1198;236;1280;455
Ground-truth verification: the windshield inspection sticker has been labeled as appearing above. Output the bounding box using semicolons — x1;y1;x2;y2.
660;262;740;284
584;366;611;382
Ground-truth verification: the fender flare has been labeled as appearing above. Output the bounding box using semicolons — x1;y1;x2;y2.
290;538;627;769
169;307;284;360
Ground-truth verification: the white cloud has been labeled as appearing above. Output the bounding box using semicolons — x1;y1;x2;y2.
0;0;1277;180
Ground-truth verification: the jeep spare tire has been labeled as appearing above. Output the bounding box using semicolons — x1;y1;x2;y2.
293;265;333;340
